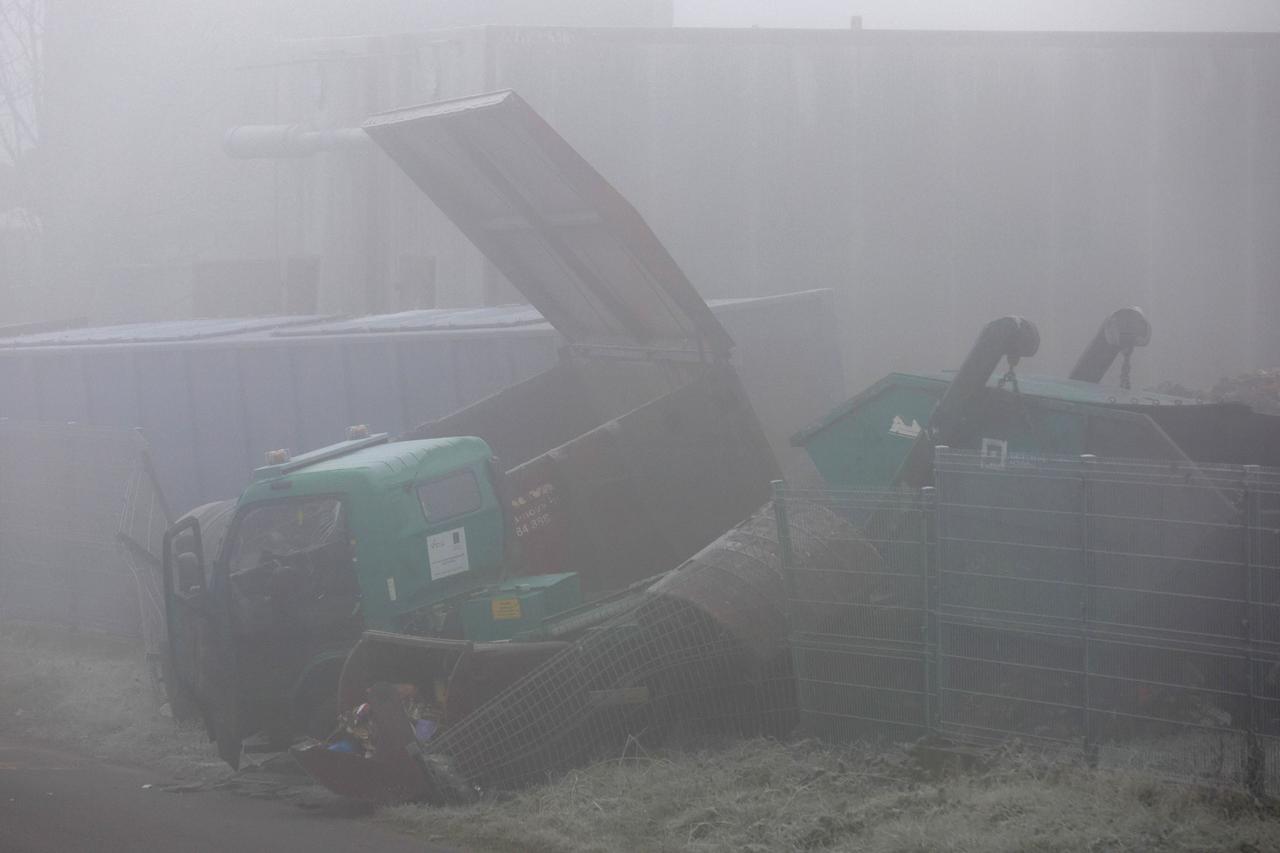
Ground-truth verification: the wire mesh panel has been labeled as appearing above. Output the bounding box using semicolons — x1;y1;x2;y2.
781;488;929;743
934;450;1279;791
779;451;1280;796
0;420;169;642
933;455;1088;748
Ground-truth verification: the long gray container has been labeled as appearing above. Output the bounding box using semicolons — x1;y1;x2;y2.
0;290;842;516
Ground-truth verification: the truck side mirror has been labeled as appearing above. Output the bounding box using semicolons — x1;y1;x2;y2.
163;515;206;606
176;552;203;596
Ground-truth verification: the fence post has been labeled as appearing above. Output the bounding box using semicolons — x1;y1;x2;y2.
922;485;940;736
1080;454;1098;767
1243;464;1264;797
932;447;950;736
771;480;795;607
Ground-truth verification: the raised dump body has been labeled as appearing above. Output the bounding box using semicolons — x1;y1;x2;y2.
370;90;779;593
408;358;774;592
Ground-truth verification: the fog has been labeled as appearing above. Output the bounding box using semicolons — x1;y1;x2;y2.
2;1;1280;401
3;4;1280;846
3;0;1276;500
5;0;1275;397
680;0;1280;30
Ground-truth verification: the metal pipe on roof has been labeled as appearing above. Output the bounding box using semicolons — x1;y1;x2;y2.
1069;306;1152;385
223;125;370;159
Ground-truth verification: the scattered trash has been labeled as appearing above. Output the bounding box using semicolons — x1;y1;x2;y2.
158;703;173;719
1152;368;1280;414
1210;368;1280;414
141;783;153;790
324;682;443;760
326;740;359;755
413;719;437;742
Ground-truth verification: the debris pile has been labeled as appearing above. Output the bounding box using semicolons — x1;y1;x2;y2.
326;681;444;758
1151;369;1280;414
1209;369;1280;414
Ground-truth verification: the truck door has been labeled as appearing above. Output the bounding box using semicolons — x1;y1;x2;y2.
162;517;243;768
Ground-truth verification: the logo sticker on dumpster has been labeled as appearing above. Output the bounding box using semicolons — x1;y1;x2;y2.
427;527;470;580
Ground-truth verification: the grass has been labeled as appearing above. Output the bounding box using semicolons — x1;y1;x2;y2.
382;738;1280;853
4;623;1280;851
0;621;222;779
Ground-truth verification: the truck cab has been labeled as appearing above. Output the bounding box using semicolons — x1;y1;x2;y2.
162;432;512;766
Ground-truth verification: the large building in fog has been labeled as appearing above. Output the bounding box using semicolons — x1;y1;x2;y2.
23;5;1280;390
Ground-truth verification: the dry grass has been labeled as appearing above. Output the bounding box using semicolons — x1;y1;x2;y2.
0;622;222;779
382;738;1280;853
5;625;1280;851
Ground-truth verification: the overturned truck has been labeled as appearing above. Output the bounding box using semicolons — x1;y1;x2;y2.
162;91;790;779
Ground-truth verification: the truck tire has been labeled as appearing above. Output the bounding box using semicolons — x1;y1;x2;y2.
291;661;343;742
299;690;338;742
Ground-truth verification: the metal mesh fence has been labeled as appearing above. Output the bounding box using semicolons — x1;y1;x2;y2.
784;489;929;744
780;450;1280;795
0;420;170;650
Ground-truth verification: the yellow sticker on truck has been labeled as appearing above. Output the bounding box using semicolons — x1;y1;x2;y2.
491;597;522;620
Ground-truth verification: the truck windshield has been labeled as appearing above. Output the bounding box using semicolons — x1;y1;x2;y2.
225;498;357;615
229;498;346;572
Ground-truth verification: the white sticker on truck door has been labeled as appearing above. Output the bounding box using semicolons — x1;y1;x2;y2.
427;527;470;580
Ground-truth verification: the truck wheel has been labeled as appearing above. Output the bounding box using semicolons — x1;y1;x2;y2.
292;667;342;742
300;691;339;742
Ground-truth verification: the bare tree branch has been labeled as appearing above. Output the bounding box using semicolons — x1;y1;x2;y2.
0;0;43;223
0;0;42;156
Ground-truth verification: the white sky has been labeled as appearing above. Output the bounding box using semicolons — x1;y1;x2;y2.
674;0;1280;31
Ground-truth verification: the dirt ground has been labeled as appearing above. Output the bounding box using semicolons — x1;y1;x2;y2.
4;623;1280;853
0;623;222;780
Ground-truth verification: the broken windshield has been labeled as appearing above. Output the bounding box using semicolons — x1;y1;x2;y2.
223;497;359;620
228;497;347;574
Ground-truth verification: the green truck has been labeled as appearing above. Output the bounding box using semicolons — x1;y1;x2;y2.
161;91;778;770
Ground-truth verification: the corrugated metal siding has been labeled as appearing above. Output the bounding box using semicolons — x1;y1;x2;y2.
473;28;1280;390
0;291;843;513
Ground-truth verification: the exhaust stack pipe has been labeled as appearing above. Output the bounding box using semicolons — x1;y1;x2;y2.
1069;307;1151;387
223;124;369;159
894;315;1040;490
